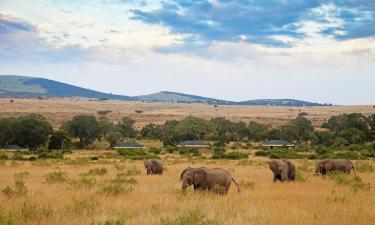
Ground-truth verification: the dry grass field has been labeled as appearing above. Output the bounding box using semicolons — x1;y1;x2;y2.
0;152;374;225
0;98;374;128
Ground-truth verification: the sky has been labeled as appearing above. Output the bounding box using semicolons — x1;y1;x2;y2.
0;0;374;105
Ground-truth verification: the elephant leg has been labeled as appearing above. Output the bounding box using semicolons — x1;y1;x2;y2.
273;174;277;182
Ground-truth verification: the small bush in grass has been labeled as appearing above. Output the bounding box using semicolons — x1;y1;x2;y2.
37;151;63;159
295;171;308;183
112;174;138;185
334;151;365;160
69;177;97;189
328;172;371;193
124;166;141;176
164;146;177;153
255;150;269;157
65;197;99;216
0;209;20;225
101;184;132;196
149;147;161;154
93;219;125;225
14;171;30;180
14;176;28;196
83;168;108;176
222;151;248;160
46;171;67;183
348;144;363;151
239;180;255;190
179;148;201;157
355;162;374;173
2;186;14;198
159;209;221;225
0;153;9;160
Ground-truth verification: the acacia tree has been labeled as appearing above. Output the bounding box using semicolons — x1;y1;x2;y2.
12;114;53;150
48;130;72;150
118;116;136;138
63;115;102;148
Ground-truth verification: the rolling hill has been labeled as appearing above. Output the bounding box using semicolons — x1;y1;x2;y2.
0;75;331;106
134;91;234;104
0;75;133;100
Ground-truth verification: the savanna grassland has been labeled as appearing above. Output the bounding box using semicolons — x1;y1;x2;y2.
0;151;374;225
0;98;374;128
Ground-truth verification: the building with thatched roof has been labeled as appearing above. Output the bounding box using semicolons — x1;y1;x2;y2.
262;140;295;149
177;140;209;148
112;141;145;149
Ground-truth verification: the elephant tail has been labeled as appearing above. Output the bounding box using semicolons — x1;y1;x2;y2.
352;166;357;175
232;178;241;193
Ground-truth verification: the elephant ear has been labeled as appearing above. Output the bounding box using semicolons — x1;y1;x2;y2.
180;167;191;181
193;169;207;185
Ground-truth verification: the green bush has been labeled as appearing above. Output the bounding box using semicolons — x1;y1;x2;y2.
93;219;125;225
159;209;221;225
347;144;363;151
222;151;248;160
0;153;9;160
269;149;306;159
82;168;108;176
178;148;201;157
164;146;177;153
254;150;269;157
37;151;64;159
149;147;161;154
117;148;159;160
211;148;226;159
69;177;97;189
46;171;67;183
355;162;374;173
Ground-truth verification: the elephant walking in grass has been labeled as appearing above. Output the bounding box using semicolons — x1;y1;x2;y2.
144;160;163;175
180;167;240;195
314;158;356;175
269;159;296;182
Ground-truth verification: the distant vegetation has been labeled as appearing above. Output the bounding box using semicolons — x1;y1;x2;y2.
0;75;331;106
0;111;374;160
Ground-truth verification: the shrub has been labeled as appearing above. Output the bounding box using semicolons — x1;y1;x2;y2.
37;151;64;159
179;148;201;157
159;209;221;225
94;219;125;225
123;166;141;176
46;171;67;183
269;149;306;159
355;162;374;173
82;168;108;176
69;177;97;189
347;144;363;151
65;197;99;216
334;151;364;160
117;148;157;160
149;147;161;154
0;153;9;160
101;184;128;196
255;150;269;157
165;146;177;153
0;209;20;225
222;151;248;160
328;172;371;193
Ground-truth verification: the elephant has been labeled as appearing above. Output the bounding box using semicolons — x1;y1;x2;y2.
180;167;240;194
269;159;296;182
143;160;163;175
314;158;356;175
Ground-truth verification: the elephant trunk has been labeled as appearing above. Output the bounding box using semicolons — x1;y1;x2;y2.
181;179;188;190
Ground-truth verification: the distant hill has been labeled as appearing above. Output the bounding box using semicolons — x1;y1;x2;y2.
134;91;234;104
0;75;133;100
238;99;331;106
0;75;331;106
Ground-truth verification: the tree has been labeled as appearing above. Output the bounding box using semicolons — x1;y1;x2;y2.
290;116;314;143
12;114;53;150
105;131;123;147
210;117;238;143
248;121;268;142
279;124;299;142
322;113;371;139
338;128;366;145
63;115;102;148
159;120;180;146
98;120;116;139
267;128;281;140
118;116;136;138
141;123;161;139
0;117;16;147
175;116;216;141
48;130;72;150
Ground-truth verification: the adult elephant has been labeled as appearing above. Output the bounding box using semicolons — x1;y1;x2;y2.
143;160;163;175
180;167;240;194
269;159;296;182
314;158;356;175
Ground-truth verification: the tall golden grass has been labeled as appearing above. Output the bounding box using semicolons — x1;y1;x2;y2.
0;154;374;225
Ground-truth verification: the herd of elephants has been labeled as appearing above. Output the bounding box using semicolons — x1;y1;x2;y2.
143;158;356;195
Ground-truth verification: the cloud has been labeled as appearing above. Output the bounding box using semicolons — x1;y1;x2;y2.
0;13;35;32
130;0;375;47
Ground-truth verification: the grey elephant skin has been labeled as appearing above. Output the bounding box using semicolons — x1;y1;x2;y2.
143;160;163;175
269;159;296;182
180;167;240;194
315;158;356;175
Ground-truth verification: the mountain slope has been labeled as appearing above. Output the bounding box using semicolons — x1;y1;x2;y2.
0;75;331;106
0;75;133;100
238;99;331;106
134;91;234;104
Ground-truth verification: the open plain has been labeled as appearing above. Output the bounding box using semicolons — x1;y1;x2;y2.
0;152;374;225
0;98;374;128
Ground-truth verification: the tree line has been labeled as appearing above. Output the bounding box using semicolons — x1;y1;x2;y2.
0;113;374;150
